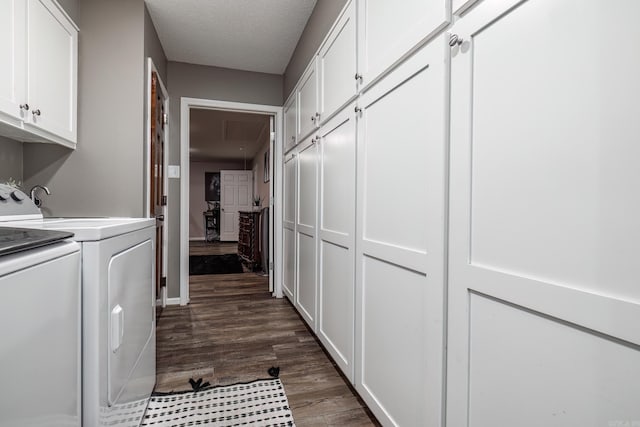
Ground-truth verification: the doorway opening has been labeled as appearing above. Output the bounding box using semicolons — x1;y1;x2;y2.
179;98;283;305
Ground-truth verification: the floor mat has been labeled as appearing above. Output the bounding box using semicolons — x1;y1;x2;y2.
142;378;295;426
189;254;244;275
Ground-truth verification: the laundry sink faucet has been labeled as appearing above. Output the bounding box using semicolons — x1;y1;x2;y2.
30;185;51;207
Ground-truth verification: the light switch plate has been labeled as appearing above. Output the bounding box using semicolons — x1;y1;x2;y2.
168;165;180;178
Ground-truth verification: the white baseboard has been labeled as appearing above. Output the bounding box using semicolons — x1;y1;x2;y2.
156;297;181;306
189;237;205;241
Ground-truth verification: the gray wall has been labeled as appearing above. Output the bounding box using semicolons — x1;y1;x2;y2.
282;0;349;99
0;137;23;183
166;61;283;298
144;4;167;83
23;0;146;217
57;0;79;23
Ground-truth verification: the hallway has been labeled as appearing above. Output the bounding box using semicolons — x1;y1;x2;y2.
155;244;380;426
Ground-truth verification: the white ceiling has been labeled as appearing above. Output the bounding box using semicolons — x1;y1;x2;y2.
145;0;317;74
189;109;270;162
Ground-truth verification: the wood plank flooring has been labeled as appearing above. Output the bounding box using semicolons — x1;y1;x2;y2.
156;243;380;426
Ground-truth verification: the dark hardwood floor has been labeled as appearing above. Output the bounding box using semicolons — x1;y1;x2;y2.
155;241;380;426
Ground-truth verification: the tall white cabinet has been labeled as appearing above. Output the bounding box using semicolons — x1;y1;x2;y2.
447;0;640;425
355;38;448;427
295;136;318;329
0;0;78;148
317;103;357;382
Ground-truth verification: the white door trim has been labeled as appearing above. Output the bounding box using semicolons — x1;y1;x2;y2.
144;57;169;308
180;97;284;305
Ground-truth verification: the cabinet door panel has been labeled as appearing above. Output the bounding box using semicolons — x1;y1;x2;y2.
358;0;449;88
448;0;640;425
319;0;357;123
0;0;25;124
297;60;318;140
355;37;448;427
318;104;356;381
295;139;317;330
26;0;77;143
284;95;297;152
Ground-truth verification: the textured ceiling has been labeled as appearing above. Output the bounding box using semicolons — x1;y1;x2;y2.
189;109;270;162
145;0;317;74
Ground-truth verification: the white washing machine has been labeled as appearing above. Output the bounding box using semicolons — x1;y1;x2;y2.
0;187;81;426
0;185;157;426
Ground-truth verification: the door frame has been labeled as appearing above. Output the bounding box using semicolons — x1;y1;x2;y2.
180;97;284;304
144;57;169;307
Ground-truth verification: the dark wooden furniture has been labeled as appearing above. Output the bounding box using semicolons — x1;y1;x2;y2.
238;211;261;270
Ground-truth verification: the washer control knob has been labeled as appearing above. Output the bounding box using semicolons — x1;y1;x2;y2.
11;190;25;201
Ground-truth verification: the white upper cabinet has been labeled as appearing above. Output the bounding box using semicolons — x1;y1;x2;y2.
25;0;78;145
0;0;26;126
296;58;319;141
318;0;357;124
284;93;297;153
357;0;450;89
0;0;78;148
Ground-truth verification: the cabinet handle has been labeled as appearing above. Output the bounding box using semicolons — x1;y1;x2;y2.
290;136;295;142
311;115;316;123
354;106;362;114
20;103;29;111
354;73;363;82
32;109;41;116
449;34;463;47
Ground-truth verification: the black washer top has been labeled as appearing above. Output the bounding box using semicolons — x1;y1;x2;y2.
0;227;74;257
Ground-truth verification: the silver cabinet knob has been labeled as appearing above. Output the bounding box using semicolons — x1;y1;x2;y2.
32;109;41;116
354;106;362;114
290;136;295;142
311;115;316;122
449;34;463;47
19;103;29;111
354;73;363;81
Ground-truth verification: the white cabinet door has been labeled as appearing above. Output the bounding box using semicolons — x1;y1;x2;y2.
317;102;356;382
357;0;449;89
283;94;297;153
318;0;357;124
25;0;78;144
296;59;319;141
295;135;318;330
355;37;448;427
448;1;640;426
220;170;252;241
282;152;297;301
0;0;26;126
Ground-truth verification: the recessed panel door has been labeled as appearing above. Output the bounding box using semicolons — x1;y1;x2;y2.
220;170;252;241
357;0;449;89
447;1;640;425
317;102;357;382
295;135;318;330
297;60;319;141
282;153;297;300
355;37;448;427
0;0;25;124
318;0;357;123
284;94;297;152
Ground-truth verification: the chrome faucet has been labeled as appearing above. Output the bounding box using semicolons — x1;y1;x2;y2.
30;185;51;208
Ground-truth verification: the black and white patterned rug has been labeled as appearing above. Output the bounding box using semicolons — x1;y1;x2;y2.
141;379;295;426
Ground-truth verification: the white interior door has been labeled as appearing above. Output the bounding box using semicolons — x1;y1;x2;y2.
295;135;318;330
317;102;357;382
220;170;252;241
355;37;448;427
282;153;297;300
447;1;640;425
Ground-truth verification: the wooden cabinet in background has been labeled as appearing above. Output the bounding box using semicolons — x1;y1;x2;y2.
238;211;261;270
